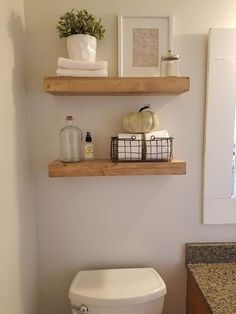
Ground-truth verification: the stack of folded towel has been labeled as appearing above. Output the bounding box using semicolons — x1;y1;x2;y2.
145;130;170;161
117;130;170;161
118;133;143;161
56;57;108;77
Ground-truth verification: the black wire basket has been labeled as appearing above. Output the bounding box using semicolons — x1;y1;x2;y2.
110;136;173;162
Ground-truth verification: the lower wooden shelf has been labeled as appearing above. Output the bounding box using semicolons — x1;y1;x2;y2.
48;159;186;177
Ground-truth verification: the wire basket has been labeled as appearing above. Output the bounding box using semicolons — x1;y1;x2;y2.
110;136;173;162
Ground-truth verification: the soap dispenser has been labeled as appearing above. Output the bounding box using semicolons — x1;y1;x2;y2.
83;131;95;160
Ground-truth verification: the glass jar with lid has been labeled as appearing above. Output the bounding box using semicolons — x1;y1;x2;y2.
160;50;180;77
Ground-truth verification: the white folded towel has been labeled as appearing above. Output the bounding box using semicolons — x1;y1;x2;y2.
145;130;171;161
58;57;108;70
56;68;108;77
118;133;142;161
118;133;142;139
145;129;169;140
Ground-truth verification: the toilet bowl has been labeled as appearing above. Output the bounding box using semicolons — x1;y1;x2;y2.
69;268;166;314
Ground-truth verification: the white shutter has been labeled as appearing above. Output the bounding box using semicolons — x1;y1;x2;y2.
203;28;236;224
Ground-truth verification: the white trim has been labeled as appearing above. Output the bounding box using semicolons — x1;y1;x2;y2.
118;16;123;77
203;28;236;224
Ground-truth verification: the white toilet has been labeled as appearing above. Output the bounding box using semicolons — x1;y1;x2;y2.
69;268;166;314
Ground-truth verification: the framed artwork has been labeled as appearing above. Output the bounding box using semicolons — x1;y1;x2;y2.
118;16;172;77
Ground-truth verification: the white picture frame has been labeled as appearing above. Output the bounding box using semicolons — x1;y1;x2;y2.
118;16;173;77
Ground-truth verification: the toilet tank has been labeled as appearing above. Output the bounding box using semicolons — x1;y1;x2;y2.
69;268;167;314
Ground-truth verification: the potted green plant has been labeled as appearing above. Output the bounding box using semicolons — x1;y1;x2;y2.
56;9;105;62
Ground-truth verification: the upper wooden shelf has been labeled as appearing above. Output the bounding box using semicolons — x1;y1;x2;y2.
44;76;190;95
48;159;186;177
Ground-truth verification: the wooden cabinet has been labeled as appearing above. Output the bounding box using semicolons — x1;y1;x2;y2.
186;270;211;314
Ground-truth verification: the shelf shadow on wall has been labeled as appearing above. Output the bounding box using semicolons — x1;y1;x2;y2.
8;11;38;314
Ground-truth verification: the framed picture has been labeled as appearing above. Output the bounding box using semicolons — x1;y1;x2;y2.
118;16;172;77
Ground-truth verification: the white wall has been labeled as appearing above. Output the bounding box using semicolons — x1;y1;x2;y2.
23;1;236;314
0;0;38;314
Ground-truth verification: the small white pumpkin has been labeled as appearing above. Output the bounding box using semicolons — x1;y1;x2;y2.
122;105;159;133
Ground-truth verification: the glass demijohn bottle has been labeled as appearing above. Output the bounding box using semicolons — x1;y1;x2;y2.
59;116;82;162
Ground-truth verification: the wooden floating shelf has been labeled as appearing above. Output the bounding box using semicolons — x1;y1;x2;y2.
48;159;186;177
44;76;190;95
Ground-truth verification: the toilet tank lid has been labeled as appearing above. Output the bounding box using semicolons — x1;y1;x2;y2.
69;268;166;307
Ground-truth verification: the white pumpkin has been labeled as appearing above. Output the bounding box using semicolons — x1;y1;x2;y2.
122;105;159;133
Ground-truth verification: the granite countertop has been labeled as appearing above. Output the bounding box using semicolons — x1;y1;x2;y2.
188;263;236;314
186;243;236;314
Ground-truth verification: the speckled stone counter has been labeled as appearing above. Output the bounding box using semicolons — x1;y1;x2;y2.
186;242;236;264
186;243;236;314
188;263;236;314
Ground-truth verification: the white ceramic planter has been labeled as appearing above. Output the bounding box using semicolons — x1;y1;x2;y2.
66;34;97;62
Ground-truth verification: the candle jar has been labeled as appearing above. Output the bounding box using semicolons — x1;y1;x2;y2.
161;50;180;77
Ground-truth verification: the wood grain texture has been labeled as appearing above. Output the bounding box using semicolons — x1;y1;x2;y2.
48;159;186;177
187;270;212;314
44;76;190;95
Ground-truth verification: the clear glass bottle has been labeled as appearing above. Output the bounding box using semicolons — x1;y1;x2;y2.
161;50;180;77
59;116;82;162
83;131;95;160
